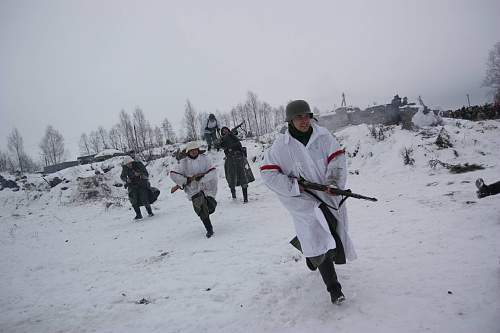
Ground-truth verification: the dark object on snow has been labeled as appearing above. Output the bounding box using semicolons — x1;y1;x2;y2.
0;175;19;190
102;166;113;173
476;178;500;198
61;187;68;190
135;298;150;305
114;183;123;187
429;160;484;174
48;177;63;188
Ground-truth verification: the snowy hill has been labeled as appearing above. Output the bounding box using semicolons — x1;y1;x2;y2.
1;119;499;333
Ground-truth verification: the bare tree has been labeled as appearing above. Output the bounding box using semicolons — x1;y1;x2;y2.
39;125;65;166
79;133;91;155
183;99;198;141
197;111;209;139
246;91;261;137
260;102;272;134
97;126;109;149
161;117;176;144
88;130;102;154
119;109;135;151
153;126;164;147
273;105;286;127
133;107;150;151
483;42;500;105
7;128;26;172
0;150;8;172
108;125;125;150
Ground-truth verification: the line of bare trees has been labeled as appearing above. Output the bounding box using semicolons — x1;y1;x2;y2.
0;125;69;173
181;91;286;142
79;107;177;161
1;90;286;174
0;128;42;173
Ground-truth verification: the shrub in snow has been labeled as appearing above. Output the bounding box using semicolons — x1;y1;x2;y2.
401;146;415;165
428;159;484;174
369;125;391;141
435;128;453;148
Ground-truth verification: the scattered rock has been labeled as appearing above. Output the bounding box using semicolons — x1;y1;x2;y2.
135;298;150;305
48;177;63;188
0;175;19;190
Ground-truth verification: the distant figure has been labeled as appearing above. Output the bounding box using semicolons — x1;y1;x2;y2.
204;113;220;151
170;141;218;238
476;178;500;198
121;156;154;219
218;126;254;203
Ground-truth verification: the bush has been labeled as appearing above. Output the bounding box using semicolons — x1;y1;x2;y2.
401;146;415;165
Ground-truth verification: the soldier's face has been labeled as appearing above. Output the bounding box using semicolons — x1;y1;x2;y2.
292;114;311;133
187;149;199;158
222;128;230;136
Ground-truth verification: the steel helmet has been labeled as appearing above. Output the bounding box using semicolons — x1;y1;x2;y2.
285;100;313;122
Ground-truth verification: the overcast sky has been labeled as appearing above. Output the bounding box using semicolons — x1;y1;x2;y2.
1;0;499;159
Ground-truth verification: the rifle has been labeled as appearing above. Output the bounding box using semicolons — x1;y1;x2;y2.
170;168;215;193
297;177;378;202
230;122;245;135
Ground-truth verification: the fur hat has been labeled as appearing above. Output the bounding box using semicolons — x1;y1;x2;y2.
184;141;202;152
121;156;134;165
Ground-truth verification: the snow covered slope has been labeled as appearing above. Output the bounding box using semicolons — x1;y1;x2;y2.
1;119;499;333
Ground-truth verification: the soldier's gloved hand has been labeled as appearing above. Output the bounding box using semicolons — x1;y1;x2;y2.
124;183;128;189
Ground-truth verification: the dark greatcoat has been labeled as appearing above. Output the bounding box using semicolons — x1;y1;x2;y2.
219;133;255;188
120;161;157;207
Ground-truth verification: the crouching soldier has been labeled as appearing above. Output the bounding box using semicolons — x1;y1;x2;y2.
260;100;357;304
121;156;154;219
219;126;254;203
170;141;218;238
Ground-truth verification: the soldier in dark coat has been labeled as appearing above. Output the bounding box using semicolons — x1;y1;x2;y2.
218;126;254;203
120;156;154;219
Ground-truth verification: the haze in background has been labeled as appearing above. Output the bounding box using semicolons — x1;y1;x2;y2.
1;0;499;158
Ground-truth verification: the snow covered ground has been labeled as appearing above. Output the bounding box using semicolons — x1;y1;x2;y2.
1;119;499;333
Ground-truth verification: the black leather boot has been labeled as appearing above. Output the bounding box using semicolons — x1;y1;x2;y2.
133;206;143;220
242;187;248;203
318;259;345;304
145;204;154;217
230;188;236;199
202;218;214;238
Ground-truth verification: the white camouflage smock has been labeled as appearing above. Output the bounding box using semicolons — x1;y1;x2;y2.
170;154;218;200
260;123;357;260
